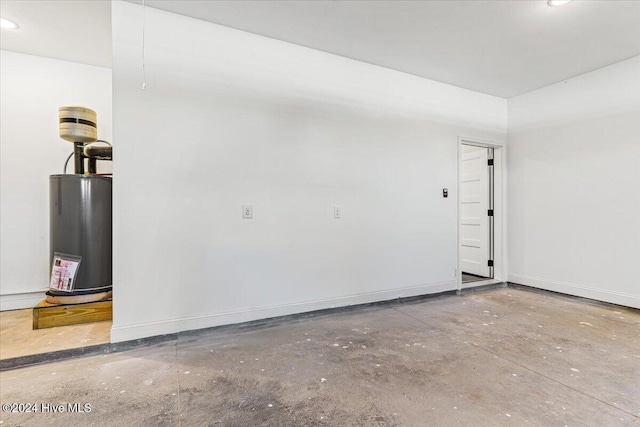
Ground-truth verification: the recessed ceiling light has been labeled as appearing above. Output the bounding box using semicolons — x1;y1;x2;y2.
1;17;19;30
548;0;572;6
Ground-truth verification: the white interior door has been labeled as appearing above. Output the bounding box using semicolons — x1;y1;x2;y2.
460;146;491;278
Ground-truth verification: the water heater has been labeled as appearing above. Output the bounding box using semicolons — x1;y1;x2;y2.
48;106;112;304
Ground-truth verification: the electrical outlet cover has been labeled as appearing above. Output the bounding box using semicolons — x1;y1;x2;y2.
242;205;253;219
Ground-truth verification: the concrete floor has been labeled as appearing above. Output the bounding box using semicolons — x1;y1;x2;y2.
0;287;638;426
461;273;490;284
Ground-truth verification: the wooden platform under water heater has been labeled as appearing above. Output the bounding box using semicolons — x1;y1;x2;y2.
33;299;112;330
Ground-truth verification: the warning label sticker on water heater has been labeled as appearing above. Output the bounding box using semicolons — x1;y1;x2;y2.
49;253;81;292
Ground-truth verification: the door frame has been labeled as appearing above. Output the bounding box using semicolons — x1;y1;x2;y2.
457;137;506;291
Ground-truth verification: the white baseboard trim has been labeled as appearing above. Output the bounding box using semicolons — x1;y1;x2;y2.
111;280;457;343
0;290;47;311
508;274;640;309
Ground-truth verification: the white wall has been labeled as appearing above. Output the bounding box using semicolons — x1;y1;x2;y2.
508;56;640;308
111;1;506;342
0;51;112;310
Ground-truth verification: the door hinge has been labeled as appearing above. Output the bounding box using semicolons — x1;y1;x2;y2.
488;260;494;267
488;209;494;216
488;159;494;166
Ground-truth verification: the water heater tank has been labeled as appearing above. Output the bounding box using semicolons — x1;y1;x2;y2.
49;174;112;297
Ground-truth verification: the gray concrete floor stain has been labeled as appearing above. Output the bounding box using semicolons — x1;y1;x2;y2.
0;287;638;426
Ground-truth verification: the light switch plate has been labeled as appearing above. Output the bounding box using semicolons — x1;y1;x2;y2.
242;205;253;219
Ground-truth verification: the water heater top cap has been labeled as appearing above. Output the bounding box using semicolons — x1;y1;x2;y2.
59;105;97;143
